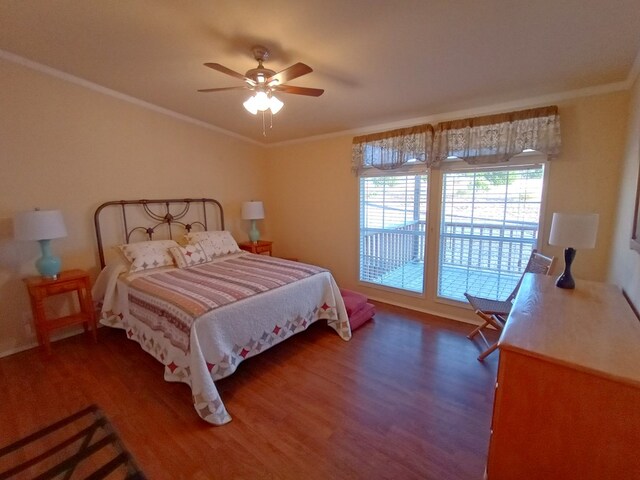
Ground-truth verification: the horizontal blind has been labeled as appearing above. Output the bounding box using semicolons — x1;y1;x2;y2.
438;166;544;302
359;175;428;293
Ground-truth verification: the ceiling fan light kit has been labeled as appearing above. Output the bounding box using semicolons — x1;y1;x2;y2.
199;45;323;134
243;91;283;115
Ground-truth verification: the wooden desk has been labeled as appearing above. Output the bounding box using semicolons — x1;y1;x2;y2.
487;273;640;479
238;240;272;256
24;269;98;355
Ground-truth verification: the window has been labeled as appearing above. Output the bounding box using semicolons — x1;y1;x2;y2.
438;164;545;302
359;174;428;293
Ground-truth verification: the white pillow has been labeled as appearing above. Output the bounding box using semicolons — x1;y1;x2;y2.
169;242;209;269
184;230;241;259
116;239;178;273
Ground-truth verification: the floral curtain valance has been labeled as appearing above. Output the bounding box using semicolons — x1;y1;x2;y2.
432;106;561;165
352;124;434;175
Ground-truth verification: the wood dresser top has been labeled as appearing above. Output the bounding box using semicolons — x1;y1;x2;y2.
500;273;640;387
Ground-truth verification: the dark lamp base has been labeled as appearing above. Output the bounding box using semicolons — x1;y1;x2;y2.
556;247;576;289
555;273;575;289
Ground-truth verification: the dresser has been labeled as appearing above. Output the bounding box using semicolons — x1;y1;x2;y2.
487;273;640;479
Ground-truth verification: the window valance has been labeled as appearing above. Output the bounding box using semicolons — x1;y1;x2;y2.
352;124;434;175
432;106;561;165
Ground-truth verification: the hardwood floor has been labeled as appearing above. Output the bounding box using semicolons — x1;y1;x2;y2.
0;302;499;479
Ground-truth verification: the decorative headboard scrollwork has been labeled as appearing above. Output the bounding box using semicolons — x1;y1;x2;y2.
94;198;224;269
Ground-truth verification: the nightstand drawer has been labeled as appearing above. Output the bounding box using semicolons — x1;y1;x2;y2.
238;240;273;256
42;279;85;296
255;245;271;254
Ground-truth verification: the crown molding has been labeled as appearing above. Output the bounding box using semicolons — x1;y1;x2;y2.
0;49;262;147
3;45;638;151
627;46;640;88
267;79;632;148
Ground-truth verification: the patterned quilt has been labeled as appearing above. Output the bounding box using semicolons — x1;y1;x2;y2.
127;254;330;352
95;252;351;425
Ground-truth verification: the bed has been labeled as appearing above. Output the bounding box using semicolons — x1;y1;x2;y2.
92;198;351;425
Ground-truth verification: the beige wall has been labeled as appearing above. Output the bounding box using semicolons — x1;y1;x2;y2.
1;52;634;356
609;76;640;311
0;58;266;355
264;91;630;322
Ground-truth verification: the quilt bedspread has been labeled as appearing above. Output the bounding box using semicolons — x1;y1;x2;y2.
94;253;351;425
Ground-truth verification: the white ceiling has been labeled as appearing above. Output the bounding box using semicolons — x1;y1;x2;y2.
1;0;639;144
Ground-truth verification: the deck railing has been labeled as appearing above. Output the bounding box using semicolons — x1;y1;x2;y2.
360;221;425;281
440;221;538;273
360;220;538;281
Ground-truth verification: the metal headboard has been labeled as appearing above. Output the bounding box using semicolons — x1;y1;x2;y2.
94;198;224;269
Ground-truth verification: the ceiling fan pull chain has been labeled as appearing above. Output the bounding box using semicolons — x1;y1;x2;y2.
262;111;267;137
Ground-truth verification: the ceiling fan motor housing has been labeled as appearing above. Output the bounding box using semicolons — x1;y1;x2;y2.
245;67;277;85
246;45;278;85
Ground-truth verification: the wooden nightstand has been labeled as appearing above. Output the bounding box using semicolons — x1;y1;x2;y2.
24;269;98;355
238;240;273;256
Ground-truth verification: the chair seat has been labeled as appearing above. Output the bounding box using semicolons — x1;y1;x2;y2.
464;293;512;316
464;249;556;361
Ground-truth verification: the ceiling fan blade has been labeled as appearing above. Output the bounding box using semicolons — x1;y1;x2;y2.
197;86;250;93
204;63;256;85
273;85;324;97
267;62;313;85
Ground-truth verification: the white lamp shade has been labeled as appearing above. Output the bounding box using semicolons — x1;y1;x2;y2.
269;95;284;114
14;209;68;241
244;92;284;115
241;201;265;220
252;91;270;112
243;96;258;115
549;213;599;249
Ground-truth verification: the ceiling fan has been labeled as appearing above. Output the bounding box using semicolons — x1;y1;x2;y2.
198;46;324;116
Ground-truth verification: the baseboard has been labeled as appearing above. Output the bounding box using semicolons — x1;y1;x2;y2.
0;327;95;359
364;294;483;326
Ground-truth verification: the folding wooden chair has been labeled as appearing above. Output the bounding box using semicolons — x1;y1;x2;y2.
465;249;555;361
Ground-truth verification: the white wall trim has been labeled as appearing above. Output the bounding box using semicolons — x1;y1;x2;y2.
364;294;480;326
0;340;38;359
267;80;631;148
0;48;262;147
0;327;86;359
3;46;638;152
627;47;640;87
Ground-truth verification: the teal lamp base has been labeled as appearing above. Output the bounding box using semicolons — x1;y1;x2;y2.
249;219;261;243
36;239;62;279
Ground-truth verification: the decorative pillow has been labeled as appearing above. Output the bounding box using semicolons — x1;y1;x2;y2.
169;242;209;269
116;239;178;273
184;231;241;259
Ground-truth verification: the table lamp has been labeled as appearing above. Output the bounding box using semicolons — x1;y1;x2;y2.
548;212;599;289
241;201;265;243
14;209;68;279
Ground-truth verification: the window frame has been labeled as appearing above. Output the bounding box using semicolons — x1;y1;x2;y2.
431;153;551;306
357;169;430;296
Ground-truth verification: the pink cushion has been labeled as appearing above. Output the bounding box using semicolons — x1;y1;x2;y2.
340;289;374;330
349;303;375;330
340;288;368;316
